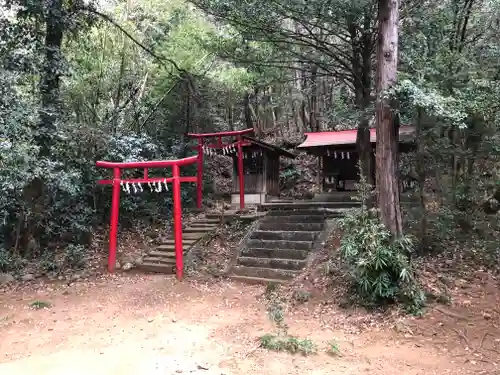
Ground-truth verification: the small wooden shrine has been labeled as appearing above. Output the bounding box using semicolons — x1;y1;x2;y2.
297;126;415;192
186;128;295;208
231;136;295;205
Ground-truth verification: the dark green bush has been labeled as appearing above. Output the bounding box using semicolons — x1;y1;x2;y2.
338;177;426;314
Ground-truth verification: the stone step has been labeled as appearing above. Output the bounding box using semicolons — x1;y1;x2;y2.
247;239;313;250
258;222;324;232
187;221;218;227
156;243;175;251
193;218;220;224
266;209;328;217
231;265;300;280
250;230;319;242
185;223;218;229
260;215;326;224
261;201;359;209
238;257;307;270
147;250;176;258
205;211;238;219
157;243;193;251
139;262;175;273
159;232;206;242
182;232;208;240
142;256;176;265
267;209;345;218
312;192;356;202
160;239;197;246
229;275;289;285
241;248;309;260
184;226;216;233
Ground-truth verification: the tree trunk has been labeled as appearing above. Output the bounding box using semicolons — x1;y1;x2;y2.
228;90;234;131
185;80;191;134
375;0;403;237
351;11;375;189
415;107;428;250
253;87;261;133
38;0;64;156
354;84;373;189
309;65;319;131
243;90;253;129
23;0;65;253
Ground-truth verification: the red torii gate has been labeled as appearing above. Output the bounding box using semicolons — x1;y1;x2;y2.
95;156;198;279
186;128;254;210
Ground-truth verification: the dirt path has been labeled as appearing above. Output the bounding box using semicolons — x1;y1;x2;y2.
0;274;496;374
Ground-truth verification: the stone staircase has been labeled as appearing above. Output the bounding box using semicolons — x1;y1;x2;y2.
312;191;357;202
139;214;222;273
229;207;344;284
312;191;418;205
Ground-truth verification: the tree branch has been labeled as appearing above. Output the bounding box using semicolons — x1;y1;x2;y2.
78;7;185;76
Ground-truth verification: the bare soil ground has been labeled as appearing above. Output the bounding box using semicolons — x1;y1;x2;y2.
1;271;499;375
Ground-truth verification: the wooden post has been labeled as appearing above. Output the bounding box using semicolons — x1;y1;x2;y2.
108;167;121;273
172;164;183;280
196;137;203;209
237;135;245;209
318;154;323;192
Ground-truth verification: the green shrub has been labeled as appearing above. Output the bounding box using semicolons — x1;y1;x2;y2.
64;244;87;269
0;248;21;272
292;289;311;304
260;283;317;355
40;251;60;272
339;177;425;314
260;334;317;355
326;340;341;356
30;300;51;310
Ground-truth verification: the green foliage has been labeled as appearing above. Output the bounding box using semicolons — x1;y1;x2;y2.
40;252;60;273
0;0;252;269
64;244;87;269
260;283;317;355
279;166;300;190
292;289;311;304
29;300;51;310
0;248;21;273
339;177;425;314
326;340;341;356
264;282;287;333
260;334;317;355
390;79;466;127
280;167;299;180
0;0;499;293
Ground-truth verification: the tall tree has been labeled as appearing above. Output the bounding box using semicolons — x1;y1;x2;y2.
8;0;96;155
39;0;64;156
190;0;378;181
375;0;402;236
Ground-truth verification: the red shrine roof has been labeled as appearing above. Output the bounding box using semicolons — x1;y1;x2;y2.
297;126;415;149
